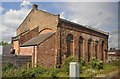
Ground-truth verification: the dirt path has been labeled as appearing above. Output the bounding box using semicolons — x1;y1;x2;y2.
105;69;120;78
96;69;120;78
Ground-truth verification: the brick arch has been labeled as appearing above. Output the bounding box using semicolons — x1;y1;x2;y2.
66;34;74;58
79;36;84;42
38;28;53;34
101;41;104;45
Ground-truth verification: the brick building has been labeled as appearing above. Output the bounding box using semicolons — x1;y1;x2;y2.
108;48;120;61
12;4;109;68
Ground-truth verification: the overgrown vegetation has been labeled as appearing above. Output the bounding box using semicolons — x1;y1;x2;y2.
89;57;103;70
2;56;119;78
80;58;119;77
61;56;77;73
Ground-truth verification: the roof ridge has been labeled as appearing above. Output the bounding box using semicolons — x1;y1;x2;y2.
38;9;58;16
60;18;109;36
85;25;109;35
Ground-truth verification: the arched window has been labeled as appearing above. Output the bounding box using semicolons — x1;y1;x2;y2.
95;41;98;59
78;36;84;61
101;41;104;61
104;49;107;62
66;34;73;58
88;38;92;62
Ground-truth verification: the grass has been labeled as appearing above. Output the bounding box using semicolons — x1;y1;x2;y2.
55;72;68;77
80;72;95;77
97;63;118;75
80;62;119;77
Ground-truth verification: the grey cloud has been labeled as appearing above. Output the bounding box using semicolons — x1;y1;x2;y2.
1;1;31;42
97;11;103;16
58;2;118;49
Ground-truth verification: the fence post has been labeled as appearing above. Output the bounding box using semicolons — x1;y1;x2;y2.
69;62;79;79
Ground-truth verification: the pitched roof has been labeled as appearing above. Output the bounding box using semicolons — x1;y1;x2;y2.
17;4;109;38
12;29;30;41
20;32;55;47
60;18;109;36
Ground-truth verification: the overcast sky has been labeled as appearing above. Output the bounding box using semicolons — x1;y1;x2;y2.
0;0;119;49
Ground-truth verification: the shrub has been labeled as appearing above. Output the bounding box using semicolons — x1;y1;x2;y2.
79;57;86;73
89;57;103;70
79;57;85;66
2;62;16;71
85;68;97;77
62;56;77;73
110;59;120;66
44;68;59;78
17;66;46;77
2;64;47;77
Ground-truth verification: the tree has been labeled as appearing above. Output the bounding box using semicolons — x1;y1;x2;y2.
0;41;10;46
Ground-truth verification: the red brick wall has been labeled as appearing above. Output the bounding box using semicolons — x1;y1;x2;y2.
19;46;33;56
58;22;108;63
17;9;58;35
20;27;38;45
13;40;19;55
37;34;56;68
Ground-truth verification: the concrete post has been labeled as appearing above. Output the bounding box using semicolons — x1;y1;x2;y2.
69;62;79;79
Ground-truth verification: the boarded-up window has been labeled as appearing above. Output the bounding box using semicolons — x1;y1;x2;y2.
66;34;73;58
101;41;104;61
95;41;98;59
78;36;84;61
88;38;92;62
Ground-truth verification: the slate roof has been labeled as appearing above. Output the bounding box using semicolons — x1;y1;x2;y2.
60;18;109;36
20;32;55;47
12;29;29;41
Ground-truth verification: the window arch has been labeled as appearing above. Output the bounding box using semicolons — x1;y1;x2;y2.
66;34;73;58
88;37;92;62
78;36;84;61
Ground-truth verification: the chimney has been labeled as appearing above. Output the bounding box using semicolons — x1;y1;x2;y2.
32;4;38;10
